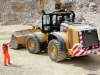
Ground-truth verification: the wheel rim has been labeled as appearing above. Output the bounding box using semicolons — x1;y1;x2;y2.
28;40;34;50
50;45;57;57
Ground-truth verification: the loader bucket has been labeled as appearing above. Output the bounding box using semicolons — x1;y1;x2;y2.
10;26;42;49
10;29;34;49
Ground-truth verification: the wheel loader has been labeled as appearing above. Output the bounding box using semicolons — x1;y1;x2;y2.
10;0;100;62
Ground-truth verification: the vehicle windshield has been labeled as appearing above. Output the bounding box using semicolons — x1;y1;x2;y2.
52;14;70;25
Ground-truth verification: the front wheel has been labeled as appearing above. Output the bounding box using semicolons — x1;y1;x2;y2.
26;35;40;54
48;39;67;62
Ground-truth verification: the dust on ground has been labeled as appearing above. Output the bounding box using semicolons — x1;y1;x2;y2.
0;25;100;75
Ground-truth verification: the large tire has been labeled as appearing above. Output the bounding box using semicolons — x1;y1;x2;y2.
48;39;67;62
26;35;40;54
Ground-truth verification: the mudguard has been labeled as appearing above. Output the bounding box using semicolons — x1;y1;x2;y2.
48;33;66;50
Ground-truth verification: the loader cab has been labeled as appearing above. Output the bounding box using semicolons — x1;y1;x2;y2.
42;12;70;33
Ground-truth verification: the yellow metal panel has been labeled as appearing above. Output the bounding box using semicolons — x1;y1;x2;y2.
54;32;68;50
12;26;42;48
40;0;45;12
53;0;60;3
68;29;73;48
73;29;79;45
68;25;79;48
44;33;48;42
68;49;74;57
16;36;27;47
34;32;47;42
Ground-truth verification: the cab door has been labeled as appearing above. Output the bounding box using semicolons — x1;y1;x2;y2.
42;14;53;33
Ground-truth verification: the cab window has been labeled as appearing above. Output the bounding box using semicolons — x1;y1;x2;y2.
43;15;51;32
43;15;50;24
52;15;56;25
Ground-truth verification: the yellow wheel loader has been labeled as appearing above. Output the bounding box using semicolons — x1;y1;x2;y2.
10;11;100;62
10;0;100;62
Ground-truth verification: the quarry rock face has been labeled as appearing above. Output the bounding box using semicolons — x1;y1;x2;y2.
0;0;100;32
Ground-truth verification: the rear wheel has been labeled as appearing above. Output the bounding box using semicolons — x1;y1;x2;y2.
48;39;67;62
26;35;40;54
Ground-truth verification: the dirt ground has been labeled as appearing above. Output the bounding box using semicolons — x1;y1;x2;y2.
0;25;100;75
